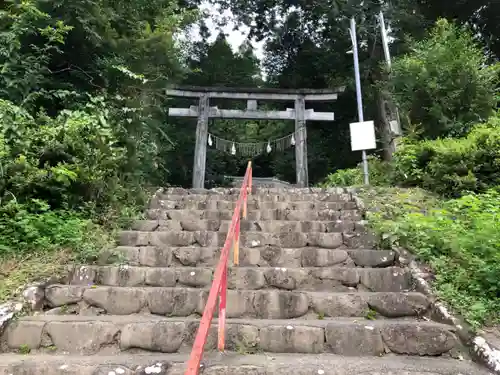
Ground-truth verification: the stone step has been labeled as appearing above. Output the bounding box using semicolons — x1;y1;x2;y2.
0;352;489;375
131;219;360;234
117;230;367;249
67;265;410;292
152;199;357;211
109;246;396;268
43;285;428;318
146;208;363;222
157;188;352;201
4;315;461;357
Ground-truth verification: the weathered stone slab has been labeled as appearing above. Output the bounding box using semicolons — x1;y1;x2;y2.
144;268;177;287
5;320;45;349
247;290;310;319
184;322;260;352
259;325;324;353
44;321;119;354
172;246;202;266
325;324;385;356
347;249;396;267
140;247;173;267
68;265;97;285
146;288;206;316
301;248;349;267
308;233;344;249
228;268;267;290
176;268;213;288
310;293;367;317
45;285;87;307
131;220;160;231
83;287;147;315
120;321;185;352
381;324;458;356
359;267;411;292
368;292;430;318
95;266;147;287
311;268;360;287
343;231;377;248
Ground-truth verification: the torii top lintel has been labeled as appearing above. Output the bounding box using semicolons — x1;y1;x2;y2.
166;85;346;101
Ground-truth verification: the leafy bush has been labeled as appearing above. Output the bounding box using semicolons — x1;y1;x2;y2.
0;200;109;261
0;97;150;211
387;19;499;139
392;116;500;197
365;188;500;327
320;157;393;187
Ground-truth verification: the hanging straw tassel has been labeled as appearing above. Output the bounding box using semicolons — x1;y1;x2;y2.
208;132;296;156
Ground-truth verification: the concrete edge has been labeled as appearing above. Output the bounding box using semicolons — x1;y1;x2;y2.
350;188;500;374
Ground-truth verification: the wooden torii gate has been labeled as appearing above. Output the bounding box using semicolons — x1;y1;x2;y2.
167;86;344;188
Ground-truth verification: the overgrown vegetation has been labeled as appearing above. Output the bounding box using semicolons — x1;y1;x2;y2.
355;187;500;328
322;115;500;197
323;21;500;328
0;0;181;301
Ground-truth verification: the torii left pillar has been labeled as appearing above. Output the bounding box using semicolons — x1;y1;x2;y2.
192;94;209;188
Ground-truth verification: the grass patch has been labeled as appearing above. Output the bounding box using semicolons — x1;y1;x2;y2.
0;199;140;303
356;186;500;329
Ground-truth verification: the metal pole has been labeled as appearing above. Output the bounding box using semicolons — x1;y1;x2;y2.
379;11;392;67
379;11;402;150
349;17;369;185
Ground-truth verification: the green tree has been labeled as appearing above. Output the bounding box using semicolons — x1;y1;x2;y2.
387;19;499;139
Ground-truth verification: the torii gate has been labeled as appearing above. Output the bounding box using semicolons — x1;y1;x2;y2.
166;86;345;188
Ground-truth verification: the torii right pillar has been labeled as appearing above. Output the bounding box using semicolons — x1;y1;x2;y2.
294;95;308;187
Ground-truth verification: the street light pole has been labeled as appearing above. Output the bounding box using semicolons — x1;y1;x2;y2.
379;11;392;67
348;17;369;185
378;11;402;151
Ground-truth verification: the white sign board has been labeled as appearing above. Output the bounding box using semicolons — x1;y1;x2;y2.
349;121;376;151
390;119;402;136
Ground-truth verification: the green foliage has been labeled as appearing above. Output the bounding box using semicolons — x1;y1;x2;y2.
392;116;500;197
0;0;168;299
0;200;109;261
388;19;499;139
0;97;149;210
0;0;74;107
363;187;500;327
320;157;393;187
323;115;500;197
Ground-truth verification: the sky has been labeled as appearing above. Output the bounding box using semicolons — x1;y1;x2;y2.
189;1;266;60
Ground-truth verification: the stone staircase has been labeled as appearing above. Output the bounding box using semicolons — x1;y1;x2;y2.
0;188;492;374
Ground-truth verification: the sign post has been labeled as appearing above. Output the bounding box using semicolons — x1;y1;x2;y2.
348;17;370;184
350;121;377;152
349;120;376;185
